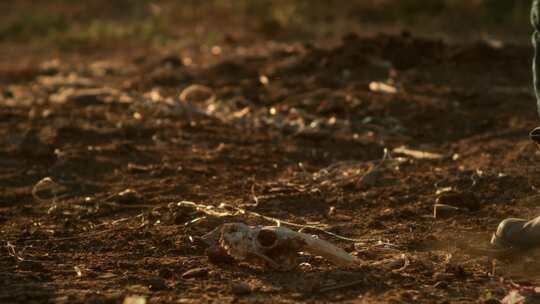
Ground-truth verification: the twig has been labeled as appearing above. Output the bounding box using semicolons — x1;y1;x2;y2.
177;200;378;243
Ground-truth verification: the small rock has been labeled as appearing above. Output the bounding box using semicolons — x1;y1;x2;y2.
231;282;251;295
433;204;461;219
436;191;480;211
179;84;214;103
182;267;208;279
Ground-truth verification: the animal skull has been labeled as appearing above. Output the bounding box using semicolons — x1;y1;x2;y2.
203;223;357;271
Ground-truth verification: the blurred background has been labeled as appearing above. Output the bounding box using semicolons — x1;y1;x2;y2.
0;0;535;52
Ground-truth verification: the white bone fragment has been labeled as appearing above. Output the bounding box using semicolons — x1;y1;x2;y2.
369;81;397;94
392;146;444;160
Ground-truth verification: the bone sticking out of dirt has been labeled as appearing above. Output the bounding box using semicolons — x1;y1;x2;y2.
369;81;398;94
31;176;68;202
203;223;358;270
392;146;444;160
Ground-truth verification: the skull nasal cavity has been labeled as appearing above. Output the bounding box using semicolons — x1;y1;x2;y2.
258;230;278;247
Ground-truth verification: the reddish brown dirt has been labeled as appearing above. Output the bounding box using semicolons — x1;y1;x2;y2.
2;31;540;303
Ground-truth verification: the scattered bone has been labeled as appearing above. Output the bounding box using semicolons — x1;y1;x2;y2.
182;267;209;279
482;36;504;50
369;81;397;94
203;223;358;270
392;146;444;160
37;73;95;90
259;75;269;86
49;87;118;105
491;216;540;249
32;177;68;203
328;206;336;217
436;191;480;211
74;266;82;277
433;204;461;219
179;84;215;103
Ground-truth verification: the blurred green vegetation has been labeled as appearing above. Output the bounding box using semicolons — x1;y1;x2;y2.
240;0;533;33
0;0;534;47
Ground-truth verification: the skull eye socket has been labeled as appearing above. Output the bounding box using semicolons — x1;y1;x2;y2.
257;230;278;247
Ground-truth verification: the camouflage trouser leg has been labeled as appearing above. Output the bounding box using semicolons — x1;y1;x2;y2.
532;0;540;117
529;0;540;144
